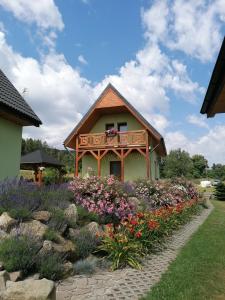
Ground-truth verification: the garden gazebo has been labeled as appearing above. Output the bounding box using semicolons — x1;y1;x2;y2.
20;149;64;185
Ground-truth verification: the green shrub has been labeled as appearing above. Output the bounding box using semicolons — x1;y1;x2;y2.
0;235;39;274
73;259;96;275
43;228;59;243
77;206;99;225
37;253;64;280
214;183;225;201
9;208;32;221
48;208;68;233
73;229;100;259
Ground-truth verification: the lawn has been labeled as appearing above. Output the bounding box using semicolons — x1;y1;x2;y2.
143;199;225;300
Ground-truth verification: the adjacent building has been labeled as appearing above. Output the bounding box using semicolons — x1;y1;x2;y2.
0;69;41;180
201;37;225;117
64;84;166;181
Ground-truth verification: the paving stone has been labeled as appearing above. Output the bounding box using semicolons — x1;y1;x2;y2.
56;198;213;300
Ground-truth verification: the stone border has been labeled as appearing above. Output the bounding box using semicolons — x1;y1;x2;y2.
56;196;213;300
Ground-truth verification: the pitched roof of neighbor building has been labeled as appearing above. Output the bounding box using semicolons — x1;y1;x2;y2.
200;37;225;118
0;69;42;126
20;149;63;169
64;83;166;156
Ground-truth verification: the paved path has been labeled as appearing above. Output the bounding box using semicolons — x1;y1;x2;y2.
56;197;213;300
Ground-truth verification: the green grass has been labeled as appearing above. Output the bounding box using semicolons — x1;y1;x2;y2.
143;200;225;300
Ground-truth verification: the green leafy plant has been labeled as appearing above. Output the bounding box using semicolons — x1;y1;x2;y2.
0;235;40;275
214;182;225;201
43;228;59;243
9;208;32;221
77;206;99;225
73;229;100;259
48;207;68;233
37;253;64;280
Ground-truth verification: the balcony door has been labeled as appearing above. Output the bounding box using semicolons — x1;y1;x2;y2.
110;161;121;180
117;122;127;132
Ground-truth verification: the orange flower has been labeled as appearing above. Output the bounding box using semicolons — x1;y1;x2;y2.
148;219;159;230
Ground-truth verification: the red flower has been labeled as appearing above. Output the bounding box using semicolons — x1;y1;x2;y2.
137;212;144;218
135;231;142;238
129;227;134;234
148;220;159;230
130;219;138;225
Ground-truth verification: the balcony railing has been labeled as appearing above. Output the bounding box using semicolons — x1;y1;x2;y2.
78;130;147;149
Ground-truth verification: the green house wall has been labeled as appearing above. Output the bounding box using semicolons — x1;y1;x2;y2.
90;112;144;133
0;117;22;181
80;112;160;181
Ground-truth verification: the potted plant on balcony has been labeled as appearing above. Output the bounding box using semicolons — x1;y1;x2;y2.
105;127;118;137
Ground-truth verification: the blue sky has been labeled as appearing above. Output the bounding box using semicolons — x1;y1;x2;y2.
0;0;225;164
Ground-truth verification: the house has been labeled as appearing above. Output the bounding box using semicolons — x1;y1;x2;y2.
201;37;225;117
64;84;166;181
0;69;42;181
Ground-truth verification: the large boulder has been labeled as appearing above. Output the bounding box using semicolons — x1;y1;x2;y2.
1;278;55;300
32;211;51;223
85;222;103;237
41;239;76;260
11;220;47;240
64;204;78;224
9;271;22;282
67;227;80;240
0;213;16;232
0;270;9;291
0;230;8;241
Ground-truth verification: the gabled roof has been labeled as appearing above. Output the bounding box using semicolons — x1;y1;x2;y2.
200;37;225;117
0;69;42;126
64;83;166;155
20;149;63;169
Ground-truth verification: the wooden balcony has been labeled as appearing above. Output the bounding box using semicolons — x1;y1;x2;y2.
78;130;147;149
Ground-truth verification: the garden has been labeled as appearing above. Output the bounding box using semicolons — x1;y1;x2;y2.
0;176;204;283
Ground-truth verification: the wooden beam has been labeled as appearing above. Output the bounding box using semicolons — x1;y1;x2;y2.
111;149;122;159
77;150;88;161
137;148;146;157
146;133;150;179
97;150;101;177
75;136;79;177
121;149;124;182
100;149;108;159
123;148;133;158
89;150;98;160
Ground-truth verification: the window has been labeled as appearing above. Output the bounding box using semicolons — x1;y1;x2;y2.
110;161;121;180
117;122;127;132
105;123;114;130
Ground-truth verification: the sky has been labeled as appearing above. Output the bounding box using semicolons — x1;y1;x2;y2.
0;0;225;165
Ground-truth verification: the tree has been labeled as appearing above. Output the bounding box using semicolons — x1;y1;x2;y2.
163;149;193;178
191;154;208;178
214;182;225;201
207;164;225;180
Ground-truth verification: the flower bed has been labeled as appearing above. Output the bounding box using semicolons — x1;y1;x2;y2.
0;176;202;283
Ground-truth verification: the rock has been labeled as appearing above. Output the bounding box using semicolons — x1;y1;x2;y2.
85;222;102;236
64;204;78;223
0;270;9;291
9;271;22;282
11;220;47;240
2;278;55;300
0;230;8;241
32;211;51;223
26;273;40;280
52;239;76;260
0;213;16;232
62;261;73;276
42;240;53;252
0;262;4;271
68;227;80;240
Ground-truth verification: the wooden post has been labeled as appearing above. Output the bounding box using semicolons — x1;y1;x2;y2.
97;150;101;177
38;169;42;186
75;136;79;177
146;132;150;179
121;149;124;182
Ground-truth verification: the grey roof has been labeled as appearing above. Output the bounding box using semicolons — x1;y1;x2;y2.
0;69;42;126
21;150;64;169
200;37;225;117
64;83;167;155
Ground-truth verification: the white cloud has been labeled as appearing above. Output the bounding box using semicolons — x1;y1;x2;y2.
143;0;225;62
165;125;225;165
0;0;64;30
187;114;209;129
78;55;88;65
